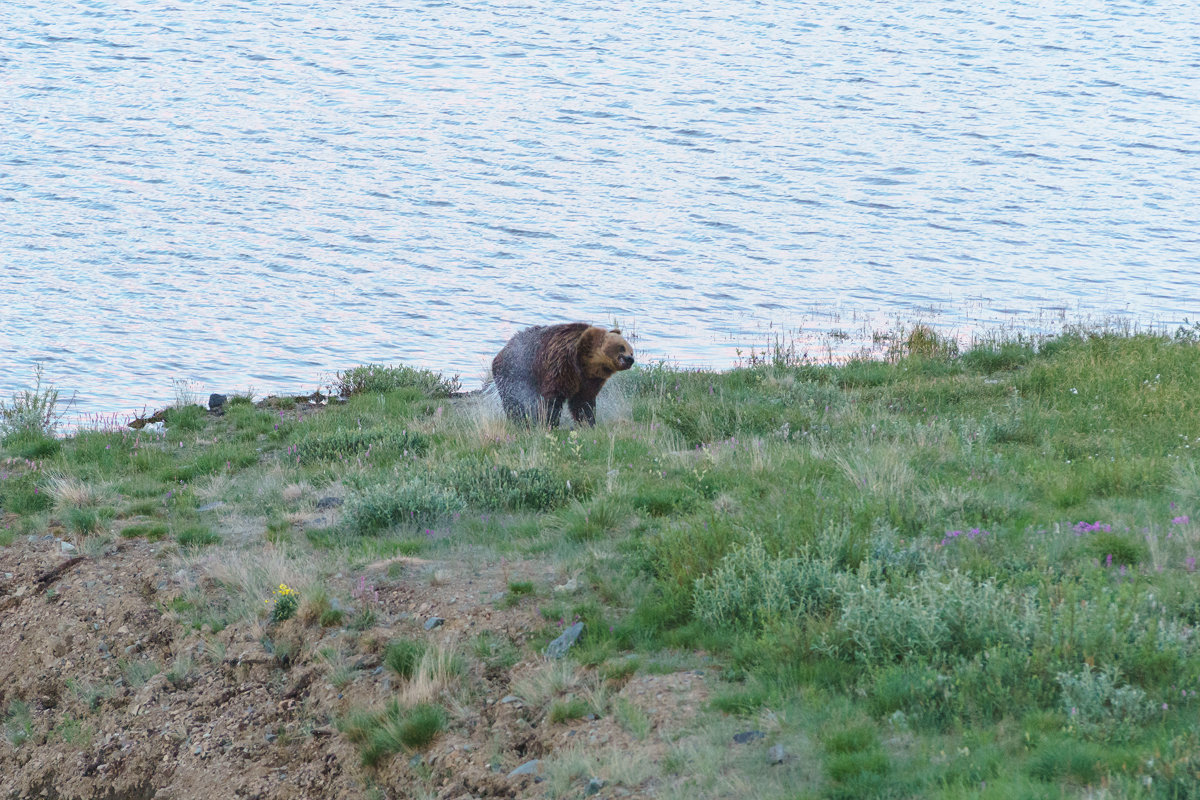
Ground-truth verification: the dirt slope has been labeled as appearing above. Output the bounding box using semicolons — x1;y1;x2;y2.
0;538;708;800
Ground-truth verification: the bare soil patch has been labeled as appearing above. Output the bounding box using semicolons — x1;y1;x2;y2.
1;537;710;800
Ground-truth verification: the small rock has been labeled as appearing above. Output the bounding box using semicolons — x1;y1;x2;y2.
409;753;423;767
372;667;384;676
768;744;786;764
197;501;225;512
545;622;583;659
508;759;541;778
585;777;605;796
500;695;520;704
264;733;277;743
553;577;578;594
208;393;227;410
61;541;76;553
315;496;343;510
733;730;765;744
424;616;444;631
353;655;380;671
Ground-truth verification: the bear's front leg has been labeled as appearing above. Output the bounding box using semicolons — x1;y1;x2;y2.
568;397;596;427
546;396;566;427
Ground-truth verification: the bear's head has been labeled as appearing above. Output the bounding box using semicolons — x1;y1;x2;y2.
582;328;635;379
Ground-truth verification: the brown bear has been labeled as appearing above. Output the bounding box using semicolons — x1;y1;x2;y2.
491;322;635;426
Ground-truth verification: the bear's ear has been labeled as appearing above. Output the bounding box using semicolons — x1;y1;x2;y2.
609;328;621;334
578;326;606;352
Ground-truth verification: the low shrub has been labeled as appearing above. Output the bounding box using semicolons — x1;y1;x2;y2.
693;534;840;629
336;364;461;398
1057;665;1155;743
819;570;1037;666
1;364;65;441
344;479;464;535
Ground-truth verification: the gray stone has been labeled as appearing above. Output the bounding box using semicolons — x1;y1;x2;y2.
507;759;541;778
208;394;227;410
424;616;445;631
545;622;583;659
60;541;76;553
768;744;786;764
585;777;605;796
500;695;520;704
315;496;343;510
197;501;225;512
733;730;765;744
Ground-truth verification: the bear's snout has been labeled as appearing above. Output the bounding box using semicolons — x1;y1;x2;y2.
618;354;635;369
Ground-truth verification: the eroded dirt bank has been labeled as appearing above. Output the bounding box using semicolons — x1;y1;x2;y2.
0;537;709;800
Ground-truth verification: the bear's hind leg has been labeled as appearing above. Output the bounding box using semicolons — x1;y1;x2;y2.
497;381;537;426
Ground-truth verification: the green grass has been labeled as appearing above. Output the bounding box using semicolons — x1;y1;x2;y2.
338;701;446;767
5;327;1200;794
548;696;590;723
383;638;427;680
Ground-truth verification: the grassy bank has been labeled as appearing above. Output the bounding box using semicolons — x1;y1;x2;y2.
4;324;1200;798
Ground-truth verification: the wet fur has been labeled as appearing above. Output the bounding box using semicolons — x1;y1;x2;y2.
492;322;634;426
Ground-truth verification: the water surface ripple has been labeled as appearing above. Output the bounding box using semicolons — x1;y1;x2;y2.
2;0;1198;418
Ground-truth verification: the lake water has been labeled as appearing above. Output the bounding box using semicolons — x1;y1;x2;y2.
3;0;1198;422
